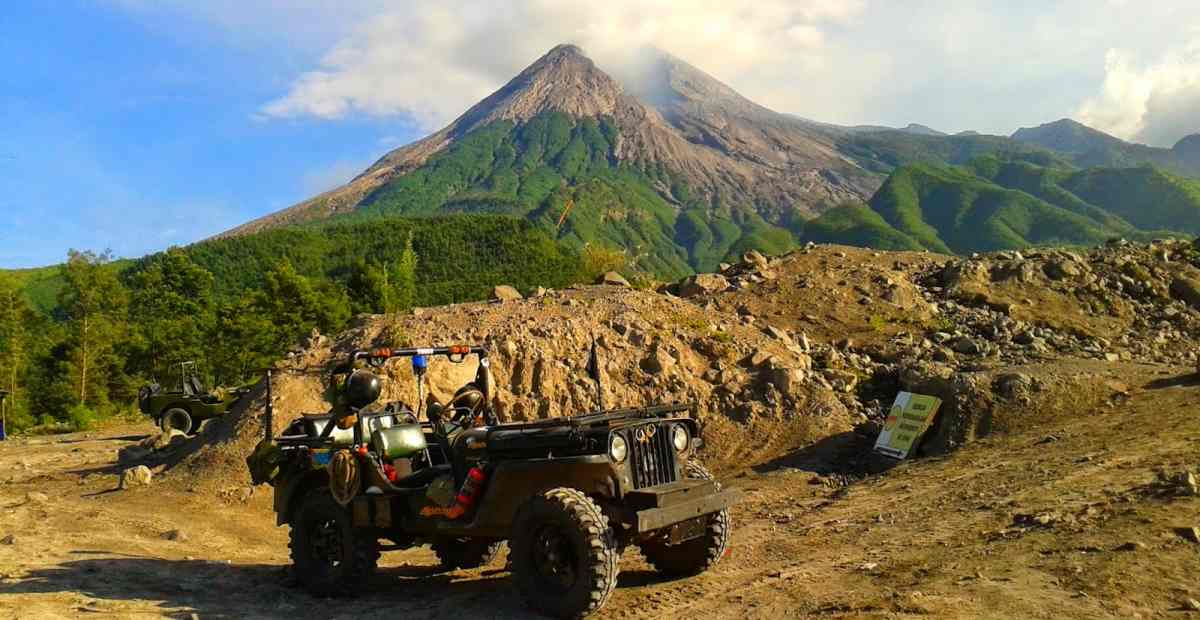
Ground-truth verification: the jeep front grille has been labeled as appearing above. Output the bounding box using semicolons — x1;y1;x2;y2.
628;424;678;489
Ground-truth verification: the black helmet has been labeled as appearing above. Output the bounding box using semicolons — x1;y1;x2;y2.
344;370;382;409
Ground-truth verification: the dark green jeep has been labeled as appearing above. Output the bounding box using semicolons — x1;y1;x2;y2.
248;345;738;619
138;362;249;434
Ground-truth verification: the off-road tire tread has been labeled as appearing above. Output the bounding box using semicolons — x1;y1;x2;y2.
431;537;503;570
511;487;618;619
161;408;192;434
287;489;379;597
639;461;731;577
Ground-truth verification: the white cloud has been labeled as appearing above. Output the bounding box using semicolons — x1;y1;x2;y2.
114;1;1200;143
1077;41;1200;146
258;0;866;130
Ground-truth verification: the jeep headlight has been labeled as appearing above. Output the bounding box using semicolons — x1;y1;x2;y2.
672;424;689;452
610;434;628;463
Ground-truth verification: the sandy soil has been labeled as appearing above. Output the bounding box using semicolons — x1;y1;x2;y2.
1;360;1197;619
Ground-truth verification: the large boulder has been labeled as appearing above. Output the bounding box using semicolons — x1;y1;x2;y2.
119;465;153;489
767;367;808;399
1043;260;1082;281
741;250;769;270
678;273;729;298
491;285;523;302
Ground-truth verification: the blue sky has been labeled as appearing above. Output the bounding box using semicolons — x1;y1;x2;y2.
0;2;423;268
2;1;1197;268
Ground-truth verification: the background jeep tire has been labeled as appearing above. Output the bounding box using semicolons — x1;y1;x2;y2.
160;408;192;435
638;461;731;577
431;537;503;570
288;489;379;596
510;488;618;619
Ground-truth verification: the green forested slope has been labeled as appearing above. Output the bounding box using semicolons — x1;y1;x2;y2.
349;111;798;275
801;157;1200;254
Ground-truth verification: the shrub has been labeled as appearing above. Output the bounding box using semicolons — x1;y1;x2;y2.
66;403;99;431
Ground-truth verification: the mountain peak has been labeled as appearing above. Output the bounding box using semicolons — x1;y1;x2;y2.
450;43;628;134
1012;118;1125;153
1173;133;1200;152
544;43;586;58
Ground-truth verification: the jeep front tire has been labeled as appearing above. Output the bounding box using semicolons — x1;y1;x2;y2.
638;461;731;577
160;408;192;434
510;488;618;618
289;489;379;596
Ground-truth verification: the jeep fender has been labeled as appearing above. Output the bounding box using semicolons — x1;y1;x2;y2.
463;455;618;538
275;469;330;526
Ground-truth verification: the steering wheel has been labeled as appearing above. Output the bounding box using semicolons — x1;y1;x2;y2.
448;406;478;429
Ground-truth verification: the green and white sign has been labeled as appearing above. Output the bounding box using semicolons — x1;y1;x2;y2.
874;392;942;459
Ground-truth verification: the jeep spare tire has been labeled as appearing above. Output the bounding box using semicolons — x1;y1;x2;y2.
638;461;731;577
160;408;192;435
510;488;618;619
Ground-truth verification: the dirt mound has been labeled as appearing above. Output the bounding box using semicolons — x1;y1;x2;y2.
165;285;856;491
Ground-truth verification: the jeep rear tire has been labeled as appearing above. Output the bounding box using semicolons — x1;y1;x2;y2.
160;408;192;435
289;489;379;597
431;537;503;570
638;461;731;577
510;488;618;619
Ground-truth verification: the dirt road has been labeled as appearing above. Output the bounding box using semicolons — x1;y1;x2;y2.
2;364;1198;619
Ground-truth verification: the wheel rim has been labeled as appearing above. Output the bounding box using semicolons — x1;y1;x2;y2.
309;517;343;569
532;524;577;591
165;412;188;432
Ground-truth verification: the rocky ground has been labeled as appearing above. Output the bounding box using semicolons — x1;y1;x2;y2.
1;241;1199;618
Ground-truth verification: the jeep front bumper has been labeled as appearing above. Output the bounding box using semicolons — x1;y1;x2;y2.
623;479;740;533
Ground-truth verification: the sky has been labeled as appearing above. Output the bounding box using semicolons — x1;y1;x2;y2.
1;0;1198;268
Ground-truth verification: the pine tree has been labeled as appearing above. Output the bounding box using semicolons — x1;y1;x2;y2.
58;250;127;408
0;274;29;423
127;248;217;380
392;232;418;312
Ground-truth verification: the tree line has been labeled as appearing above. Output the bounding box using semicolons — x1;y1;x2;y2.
0;215;618;434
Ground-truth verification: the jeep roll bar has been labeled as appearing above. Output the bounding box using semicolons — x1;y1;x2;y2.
351;345;488;366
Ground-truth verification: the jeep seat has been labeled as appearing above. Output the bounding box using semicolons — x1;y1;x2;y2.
299;411;402;447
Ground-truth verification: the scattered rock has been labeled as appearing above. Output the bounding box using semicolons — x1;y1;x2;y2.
640;346;675;375
491;285;523;302
1115;541;1146;552
764;325;792;345
1184;599;1200;612
597;271;630;287
25;491;48;503
151;429;188;452
1043;260;1081;280
120;465;154;489
678;273;729;298
163;529;189;542
767;367;807;399
0;535;14;545
742;250;769;269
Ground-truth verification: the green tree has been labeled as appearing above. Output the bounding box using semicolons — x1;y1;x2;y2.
57;249;128;408
211;297;276;385
346;258;392;315
0;274;33;427
253;260;350;354
392;232;418;312
126;248;217;379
